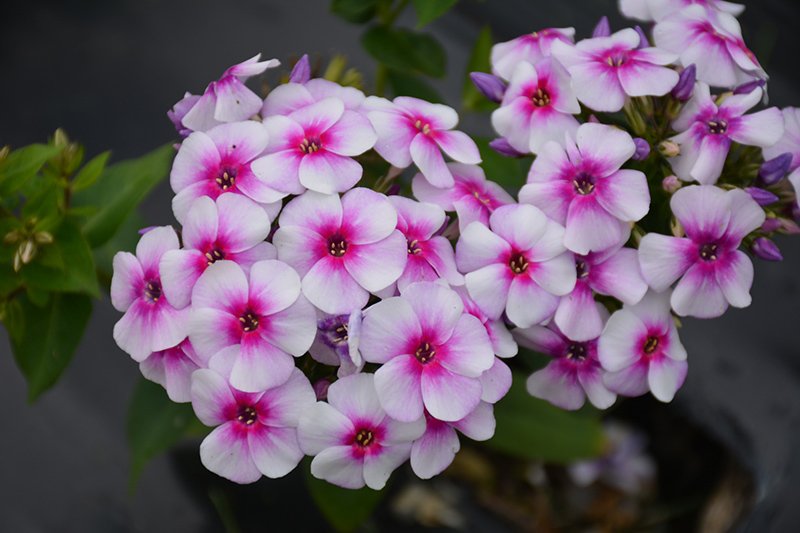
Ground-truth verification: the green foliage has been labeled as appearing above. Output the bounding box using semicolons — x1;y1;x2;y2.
305;465;385;532
331;0;379;23
475;137;530;193
486;373;606;463
462;26;496;112
0;144;63;195
72;150;111;192
362;26;446;78
412;0;458;28
386;70;443;102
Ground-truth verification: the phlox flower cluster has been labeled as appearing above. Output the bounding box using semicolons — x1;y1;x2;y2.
112;0;800;490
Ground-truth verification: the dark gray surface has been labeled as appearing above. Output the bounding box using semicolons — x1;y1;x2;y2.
1;0;799;531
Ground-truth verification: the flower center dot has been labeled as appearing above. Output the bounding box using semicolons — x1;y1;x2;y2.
414;342;436;364
328;236;348;257
216;168;237;190
144;281;162;303
707;119;728;135
606;52;627;67
573;173;596;195
700;243;718;261
407;239;422;255
236;406;258;425
354;429;375;447
643;336;660;355
239;310;260;332
299;137;321;154
532;87;551;107
414;119;432;135
472;189;491;206
509;252;529;274
566;343;588;361
204;248;225;265
576;259;590;279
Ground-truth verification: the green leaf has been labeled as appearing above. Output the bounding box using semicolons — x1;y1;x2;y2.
306;465;384;532
74;144;173;248
387;70;443;102
8;292;92;402
475;137;529;194
21;218;101;298
127;378;199;489
331;0;378;23
413;0;458;28
72;150;110;192
485;373;605;463
361;26;446;78
462;26;496;112
93;210;145;278
0;144;63;195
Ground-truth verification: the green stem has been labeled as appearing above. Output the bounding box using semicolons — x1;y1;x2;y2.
375;64;388;96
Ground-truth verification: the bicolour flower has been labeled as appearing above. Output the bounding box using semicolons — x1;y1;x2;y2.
140;339;205;403
490;28;575;80
261;79;365;117
619;0;744;22
191;367;315;483
308;311;364;378
554;244;648;341
189;260;316;392
180;54;280;132
763;107;800;204
454;286;517;358
364;96;481;188
519;123;650;254
388;196;462;293
412;163;514;231
653;5;765;87
455;204;576;328
667;83;783;184
170;121;278;224
598;290;688;402
410;402;496;479
160;194;276;309
112;226;188;362
551;28;679;113
360;282;495;422
638;185;765;318
272;188;407;315
297;373;426;490
252;97;376;194
516;317;616;410
491;58;581;154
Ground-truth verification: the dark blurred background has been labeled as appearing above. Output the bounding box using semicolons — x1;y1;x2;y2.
1;0;799;531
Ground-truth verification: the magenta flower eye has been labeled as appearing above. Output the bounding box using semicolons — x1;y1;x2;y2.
642;335;660;355
204;247;226;265
143;280;162;303
353;428;375;448
572;172;596;195
327;236;348;257
414;342;436;364
236;405;258;425
508;252;529;274
531;87;551;107
299;137;322;153
565;342;588;361
699;243;719;261
239;310;260;332
706;119;728;134
215;167;237;190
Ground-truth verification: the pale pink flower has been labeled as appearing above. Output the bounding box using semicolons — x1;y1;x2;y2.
519;123;650;254
111;226;188;362
191;368;315;483
491;58;581;154
551;28;679;112
160;194;276;309
598;291;688;402
667;83;783;184
297;373;426;490
189;260;316;392
456;204;576;328
364;96;481;188
140;339;205;403
620;0;745;22
261;79;365;117
453;286;517;358
412;163;514;231
638;185;765;318
491;28;576;80
252;96;377;195
762;107;800;206
360;282;495;422
272;188;407;315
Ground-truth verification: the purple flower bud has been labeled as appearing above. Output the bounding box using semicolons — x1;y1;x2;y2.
733;78;766;95
167;92;201;137
671;65;696;101
138;226;158;235
632;138;651;160
385;183;401;196
588;114;600;123
758;153;793;186
761;218;781;232
634;25;650;48
752;237;783;261
489;137;526;158
745;187;779;206
469;72;507;103
662;175;681;193
592;16;611;38
289;54;311;84
313;378;331;400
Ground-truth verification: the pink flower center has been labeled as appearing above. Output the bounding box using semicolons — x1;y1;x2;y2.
327;235;348;257
472;189;492;207
575;259;590;279
414;342;436;364
508;252;529;274
643;335;660;355
239;310;260;332
414;119;432;135
707;119;728;135
143;280;162;303
605;51;628;67
353;428;376;447
299;137;322;154
699;243;719;261
565;342;588;361
236;405;258;426
204;247;225;265
216;167;237;190
531;87;551;107
407;239;422;255
573;172;596;195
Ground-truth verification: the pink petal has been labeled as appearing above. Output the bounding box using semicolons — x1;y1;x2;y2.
455;222;512;273
564;197;628;255
344;231;407;292
141;345;200;403
410;421;460;479
637;234;697;291
261;82;315;117
213;78;263;123
111;252;143;312
170;131;220;192
136;226;179;276
248;425;304;478
530;251;576;294
259;296;317;356
595;169;650;222
288;97;345;134
279;190;343;235
180;92;221;133
506;275;560;328
322;110;377;156
479;357;512;403
382;415;426;445
374;355;425;422
527;363;586;410
402;282;464;344
250;149;304;194
394;96;459;130
190;369;236;426
647;356;688;402
188;309;240;361
422;236;464;287
200;422;262;484
569;62;627;112
453;401;496;441
439;314;495;378
366;109;416;168
248;260;302;315
435;130;481;164
327;373;385;426
216;193;272;252
671;263;728;318
410;134;453;188
518;181;573;225
597;309;646;372
618;60;679;97
272;226;327;277
297;402;355;455
603;362;649;397
514;324;566;357
691;135;731;185
488;204;548;252
310;446;366;489
715;250;754;309
670;185;731;241
577;369;616;409
555;283;604;342
723;189;765;243
390;195;446;239
363;443;413;490
491;97;534;153
360;297;421;364
464;264;513;320
528;110;581;154
299;151;363;194
421;364;482;422
191;260;249;313
159;249;205;310
341;188;398;244
181;196;219;250
302;256;369;315
590;247;648;305
576;123;636;176
206;121;269;163
411;171;460;210
258;369;316;427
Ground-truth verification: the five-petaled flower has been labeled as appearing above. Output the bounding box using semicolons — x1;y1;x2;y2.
490;27;575;80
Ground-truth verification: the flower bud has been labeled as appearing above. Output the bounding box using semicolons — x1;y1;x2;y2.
659;140;680;158
634;25;650;48
33;231;53;245
289;54;311;84
3;229;22;245
489;137;526;158
138;226;158;235
587;114;600;123
632;138;650;160
53;128;70;147
313;378;331;400
592;16;611;38
469;72;507;103
662;175;681;193
758;153;792;186
733;78;766;95
745;187;779;206
752;237;783;261
761;218;781;232
0;145;9;162
671;65;696;101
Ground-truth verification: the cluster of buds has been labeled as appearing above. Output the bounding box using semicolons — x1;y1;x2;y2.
111;0;800;489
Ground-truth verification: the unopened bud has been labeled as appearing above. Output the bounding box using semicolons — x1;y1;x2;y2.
733;78;767;95
634;25;650;48
671;65;696;101
33;231;53;245
0;145;10;162
592;16;611;38
587;114;600;123
53;128;70;147
3;229;22;245
313;378;331;401
469;72;507;103
752;237;783;261
662;175;682;193
761;217;781;233
758;153;792;186
745;187;779;206
632;138;650;160
289;54;311;84
659;140;680;158
489;137;526;158
670;217;685;237
19;240;36;264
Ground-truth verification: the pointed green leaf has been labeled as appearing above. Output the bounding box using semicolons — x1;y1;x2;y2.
305;465;385;532
413;0;458;28
72;150;111;192
387;70;443;102
0;144;63;195
331;0;378;23
462;26;496;111
361;26;446;78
